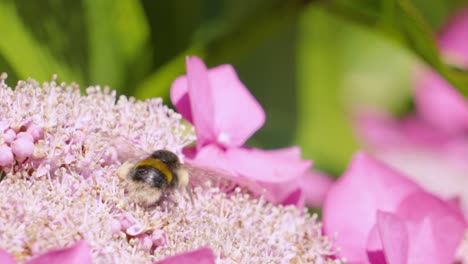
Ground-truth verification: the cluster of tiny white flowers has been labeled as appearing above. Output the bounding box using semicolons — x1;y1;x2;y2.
0;76;342;263
0;171;342;263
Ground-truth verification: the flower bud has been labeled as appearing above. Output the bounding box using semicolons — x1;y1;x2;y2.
27;124;44;141
0;144;14;166
126;224;144;236
11;137;34;162
2;129;16;144
16;132;34;143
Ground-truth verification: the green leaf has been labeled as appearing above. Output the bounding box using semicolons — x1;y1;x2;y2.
133;45;206;100
84;0;150;91
133;0;305;99
296;7;359;175
0;1;80;83
84;0;124;90
113;0;150;63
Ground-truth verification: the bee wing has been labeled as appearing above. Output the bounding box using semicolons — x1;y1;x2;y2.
183;163;264;195
106;136;149;163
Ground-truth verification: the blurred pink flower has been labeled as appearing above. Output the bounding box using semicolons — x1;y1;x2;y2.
171;56;331;207
414;8;468;135
154;247;215;264
0;241;91;264
0;249;16;264
323;152;466;263
414;7;468;137
355;8;468;216
356;111;468;213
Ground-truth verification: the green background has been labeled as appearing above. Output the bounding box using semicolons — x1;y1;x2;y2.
1;0;467;176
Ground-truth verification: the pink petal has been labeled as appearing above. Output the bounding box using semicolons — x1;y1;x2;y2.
413;68;468;136
438;8;468;67
170;76;193;123
154;247;215;264
181;146;197;160
322;151;419;262
187;145;264;196
190;145;311;205
184;57;217;148
366;224;386;264
299;170;333;207
412;8;468;136
355;110;468;213
446;196;462;211
375;147;468;216
225;147;311;183
26;240;92;264
376;211;408;264
280;188;304;208
203;63;265;148
405;218;438;264
354;110;448;150
0;248;17;264
354;110;409;149
226;147;311;204
188;144;238;177
173;56;265;149
396;191;466;264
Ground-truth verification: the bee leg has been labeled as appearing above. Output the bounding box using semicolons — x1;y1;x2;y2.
177;168;189;188
186;185;194;205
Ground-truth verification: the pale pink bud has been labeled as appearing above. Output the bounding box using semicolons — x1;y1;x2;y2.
11;137;34;162
2;129;16;144
26;124;44;141
151;230;167;247
119;213;136;230
138;235;153;250
16;132;34;143
126;224;144;236
0;145;14;166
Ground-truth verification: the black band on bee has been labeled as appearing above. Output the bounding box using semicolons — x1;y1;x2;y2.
135;158;173;183
124;149;192;206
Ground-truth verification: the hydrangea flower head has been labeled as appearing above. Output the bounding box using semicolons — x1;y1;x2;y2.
0;75;342;263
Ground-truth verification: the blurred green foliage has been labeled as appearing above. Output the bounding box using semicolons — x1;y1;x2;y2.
0;0;466;175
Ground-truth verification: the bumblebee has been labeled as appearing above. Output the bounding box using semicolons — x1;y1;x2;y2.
121;150;190;207
115;143;258;207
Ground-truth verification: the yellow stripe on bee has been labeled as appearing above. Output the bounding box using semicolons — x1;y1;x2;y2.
135;158;173;183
